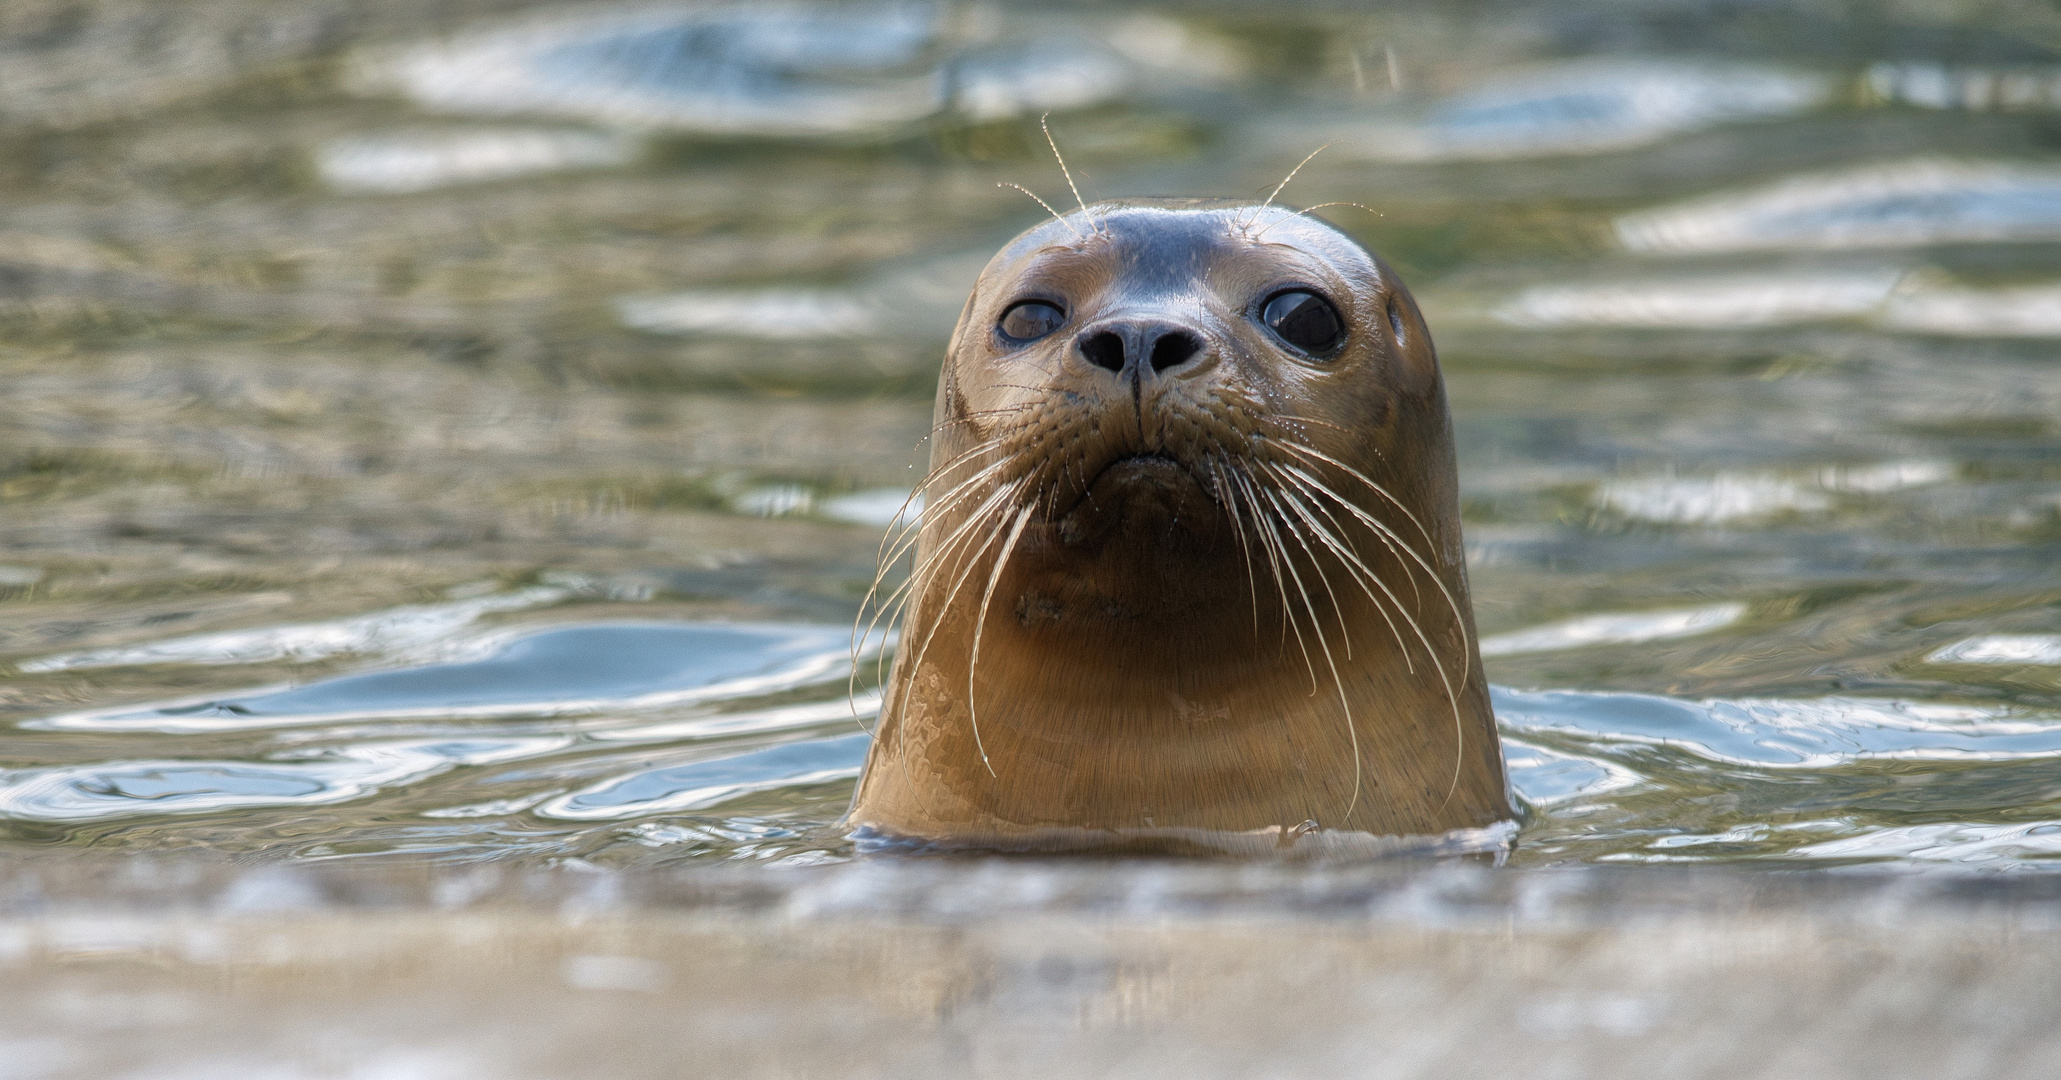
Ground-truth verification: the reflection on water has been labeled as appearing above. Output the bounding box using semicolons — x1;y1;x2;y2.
1477;603;1745;656
615;249;991;341
316;128;639;194
21;586;571;674
1338;59;1830;162
1495;268;1907;329
1879;280;2061;337
4;0;2061;875
1930;634;2061;665
0;736;562;822
536;731;868;820
347;3;1182;137
29;621;865;729
1867;62;2061;114
9;616;2061;870
1616;159;2061;252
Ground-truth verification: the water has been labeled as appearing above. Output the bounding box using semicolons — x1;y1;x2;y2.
5;0;2061;873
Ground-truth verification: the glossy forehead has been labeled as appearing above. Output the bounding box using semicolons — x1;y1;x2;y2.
983;204;1384;296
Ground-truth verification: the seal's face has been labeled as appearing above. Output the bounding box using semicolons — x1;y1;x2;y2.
851;199;1508;849
952;202;1436;556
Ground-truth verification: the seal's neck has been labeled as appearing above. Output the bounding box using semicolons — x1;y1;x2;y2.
849;511;1509;844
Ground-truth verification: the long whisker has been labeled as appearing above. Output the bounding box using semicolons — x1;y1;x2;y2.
928;404;1039;439
998;182;1083;241
896;485;1022;739
1252;482;1364;824
1241;142;1338;233
889;480;1023;787
1269;439;1437;553
1233;468;1294;655
1266;460;1471;804
1292;465;1424;610
1271;453;1468;685
1236;470;1319;691
966;504;1035;777
1258;485;1353;661
871;437;999;573
860;454;1017;701
1268;441;1439;599
1261;413;1359;437
1210;458;1265;642
1251;202;1383;242
1268;486;1460;814
854;445;1016;685
1041;113;1095;234
1271;458;1423;616
894;479;1025;693
1266;470;1413;675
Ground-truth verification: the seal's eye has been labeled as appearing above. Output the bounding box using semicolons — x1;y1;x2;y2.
998;300;1066;343
1261;290;1346;358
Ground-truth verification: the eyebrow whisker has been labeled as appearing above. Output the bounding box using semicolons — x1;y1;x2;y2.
1041;113;1097;235
998;182;1084;241
1239;142;1338;233
1251;202;1383;241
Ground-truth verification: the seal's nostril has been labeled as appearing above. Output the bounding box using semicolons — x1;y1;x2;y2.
1149;331;1201;372
1080;331;1125;372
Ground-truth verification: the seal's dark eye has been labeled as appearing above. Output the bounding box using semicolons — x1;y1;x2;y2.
1260;290;1346;358
998;300;1066;343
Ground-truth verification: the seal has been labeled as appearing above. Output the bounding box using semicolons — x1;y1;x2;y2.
849;197;1510;853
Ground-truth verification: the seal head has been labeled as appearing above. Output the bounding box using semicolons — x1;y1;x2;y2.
850;198;1509;851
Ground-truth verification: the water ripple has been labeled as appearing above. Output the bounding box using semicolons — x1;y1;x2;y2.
1617;159;2061;252
535;733;870;820
316;128;635;194
1479;604;1746;657
1785;821;2061;866
1494;268;1904;329
1929;635;2061;665
27;622;865;732
0;738;564;822
591;693;879;744
347;4;1147;137
19;587;568;674
15;616;2061;869
1496;688;2061;769
1344;59;1828;162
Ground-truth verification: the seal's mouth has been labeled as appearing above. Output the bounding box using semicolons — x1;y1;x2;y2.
1057;452;1219;526
1083;452;1206;493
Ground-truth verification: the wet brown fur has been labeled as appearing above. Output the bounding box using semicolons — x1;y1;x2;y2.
848;199;1510;849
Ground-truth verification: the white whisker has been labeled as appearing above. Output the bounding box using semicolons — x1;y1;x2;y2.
1251;479;1364;824
966;504;1035;777
999;182;1084;241
1240;142;1338;233
1235;470;1320;692
1267;475;1412;673
1041;113;1095;235
1210;458;1266;642
1265;460;1471;804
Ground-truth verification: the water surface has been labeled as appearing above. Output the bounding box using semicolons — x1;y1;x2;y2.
4;0;2061;872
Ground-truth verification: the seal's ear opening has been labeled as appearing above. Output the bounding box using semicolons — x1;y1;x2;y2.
1382;285;1441;395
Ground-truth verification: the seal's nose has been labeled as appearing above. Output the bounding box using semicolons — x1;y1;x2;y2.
1076;320;1203;377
